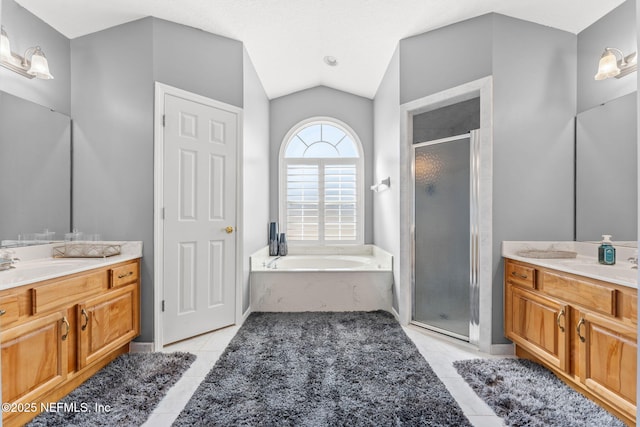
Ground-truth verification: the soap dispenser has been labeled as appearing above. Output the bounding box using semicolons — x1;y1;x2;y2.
598;235;616;265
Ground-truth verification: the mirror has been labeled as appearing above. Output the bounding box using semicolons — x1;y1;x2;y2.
0;91;71;247
576;91;637;242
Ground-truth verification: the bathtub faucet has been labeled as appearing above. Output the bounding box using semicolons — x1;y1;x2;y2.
266;256;281;269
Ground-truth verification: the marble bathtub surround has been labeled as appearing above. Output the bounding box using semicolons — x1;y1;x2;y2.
250;245;393;311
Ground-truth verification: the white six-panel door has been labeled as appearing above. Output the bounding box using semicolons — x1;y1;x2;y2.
162;93;237;345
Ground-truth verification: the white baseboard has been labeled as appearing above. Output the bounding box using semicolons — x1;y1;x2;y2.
241;307;252;324
490;343;515;355
391;307;401;322
130;342;154;353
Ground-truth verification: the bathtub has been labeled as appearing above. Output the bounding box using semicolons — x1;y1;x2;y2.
250;245;393;312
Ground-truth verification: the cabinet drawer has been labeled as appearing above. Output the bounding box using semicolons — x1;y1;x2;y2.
0;295;19;326
505;261;535;289
32;271;108;314
541;271;615;316
110;261;139;288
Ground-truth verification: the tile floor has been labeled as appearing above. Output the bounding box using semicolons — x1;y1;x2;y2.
143;322;508;427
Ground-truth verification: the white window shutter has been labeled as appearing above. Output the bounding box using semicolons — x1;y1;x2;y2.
286;164;319;241
324;164;357;241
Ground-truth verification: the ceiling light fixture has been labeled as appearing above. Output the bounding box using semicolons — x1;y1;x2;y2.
0;26;54;80
594;47;637;80
324;56;338;67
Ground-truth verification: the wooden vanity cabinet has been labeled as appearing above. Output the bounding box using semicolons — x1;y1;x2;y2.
77;283;139;369
577;310;637;417
504;258;637;426
0;258;140;427
1;311;69;407
505;284;569;370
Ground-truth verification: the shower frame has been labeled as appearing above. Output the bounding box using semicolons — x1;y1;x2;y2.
398;76;494;353
410;131;480;344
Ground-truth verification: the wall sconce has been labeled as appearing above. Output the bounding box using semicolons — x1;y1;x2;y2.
594;47;637;80
0;26;54;80
371;177;391;193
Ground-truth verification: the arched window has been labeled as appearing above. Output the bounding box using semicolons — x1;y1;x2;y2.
279;118;364;244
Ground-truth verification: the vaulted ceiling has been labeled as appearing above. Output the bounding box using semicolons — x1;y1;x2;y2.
16;0;626;99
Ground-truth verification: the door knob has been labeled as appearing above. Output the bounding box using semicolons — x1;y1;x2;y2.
225;226;234;234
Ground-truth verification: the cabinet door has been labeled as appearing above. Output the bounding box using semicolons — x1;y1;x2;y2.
1;311;68;413
77;284;139;369
505;283;569;371
577;311;636;419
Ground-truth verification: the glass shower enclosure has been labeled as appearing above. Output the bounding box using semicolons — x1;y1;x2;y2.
412;131;480;343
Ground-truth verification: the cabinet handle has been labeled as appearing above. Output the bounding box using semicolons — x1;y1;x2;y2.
511;271;528;280
61;316;70;341
556;309;565;333
576;317;586;343
81;309;89;331
118;271;134;279
0;309;6;316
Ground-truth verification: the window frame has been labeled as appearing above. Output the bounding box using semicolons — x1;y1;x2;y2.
279;117;364;245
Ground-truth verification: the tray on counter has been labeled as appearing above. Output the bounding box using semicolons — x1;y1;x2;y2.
53;243;121;258
516;249;577;259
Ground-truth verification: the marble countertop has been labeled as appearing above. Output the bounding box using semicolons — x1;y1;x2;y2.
0;241;143;290
502;241;638;289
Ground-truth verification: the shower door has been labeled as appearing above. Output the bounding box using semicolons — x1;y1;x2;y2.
412;131;479;342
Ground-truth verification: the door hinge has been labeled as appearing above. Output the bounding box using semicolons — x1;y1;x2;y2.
162;300;165;312
161;207;165;220
162;114;166;127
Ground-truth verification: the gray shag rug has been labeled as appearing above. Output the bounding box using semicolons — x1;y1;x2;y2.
174;311;471;426
454;358;626;427
28;351;195;427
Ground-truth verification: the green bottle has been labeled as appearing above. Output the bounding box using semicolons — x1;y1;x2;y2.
598;235;616;265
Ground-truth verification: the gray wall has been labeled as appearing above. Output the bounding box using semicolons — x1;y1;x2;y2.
242;47;270;313
491;14;576;344
0;0;70;114
153;19;243;108
372;47;401;311
399;14;493;105
578;0;637;113
269;86;374;243
72;17;245;342
71;18;155;341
